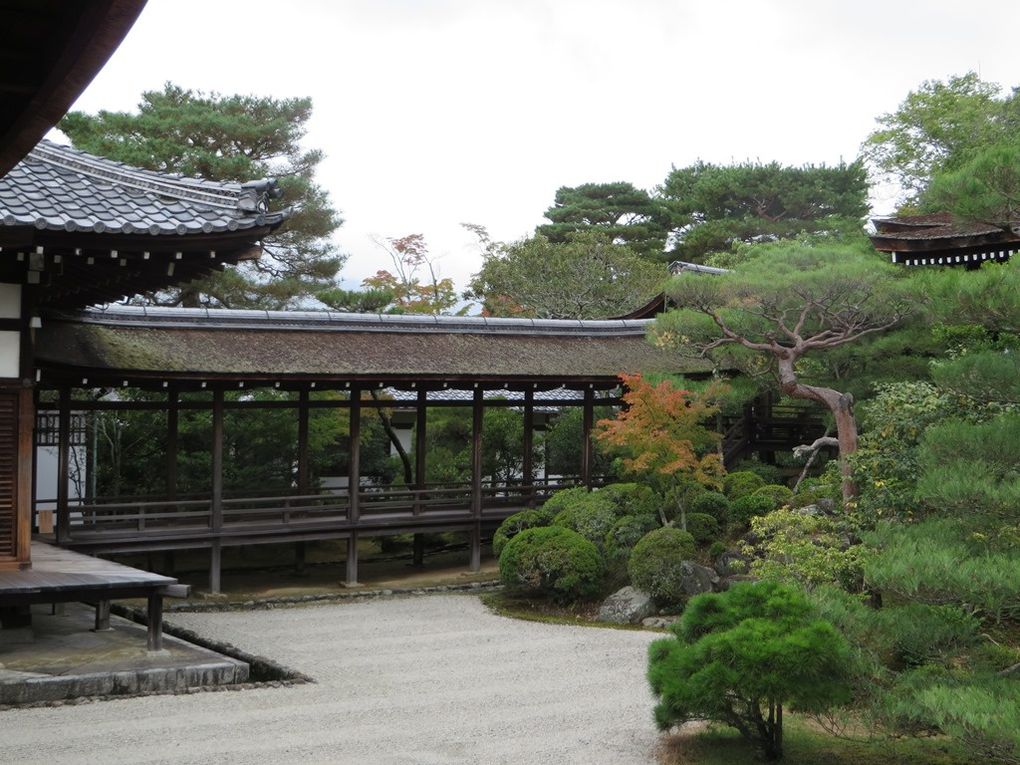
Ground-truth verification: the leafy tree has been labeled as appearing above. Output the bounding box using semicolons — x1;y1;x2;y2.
925;140;1020;226
464;230;665;319
861;72;1017;203
536;181;671;259
655;245;912;500
658;161;868;262
61;82;344;308
648;581;851;760
321;234;462;316
594;373;725;529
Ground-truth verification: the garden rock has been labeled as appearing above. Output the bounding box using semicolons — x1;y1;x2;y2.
714;549;748;577
641;616;678;629
678;562;718;597
597;586;656;624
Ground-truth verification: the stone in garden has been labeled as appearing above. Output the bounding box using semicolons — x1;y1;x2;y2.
714;549;748;577
678;562;719;597
597;586;656;624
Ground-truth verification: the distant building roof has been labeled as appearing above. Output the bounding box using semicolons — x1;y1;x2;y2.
35;306;710;388
0;140;287;236
870;212;1020;266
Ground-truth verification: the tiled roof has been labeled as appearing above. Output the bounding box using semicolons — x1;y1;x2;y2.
871;212;1010;241
36;307;709;383
0;140;288;236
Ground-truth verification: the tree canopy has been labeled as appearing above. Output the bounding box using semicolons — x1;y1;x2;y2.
465;230;665;319
61;82;344;309
536;181;671;259
861;72;1020;205
658;160;868;262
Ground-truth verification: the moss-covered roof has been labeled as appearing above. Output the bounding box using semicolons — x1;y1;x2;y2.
37;307;707;386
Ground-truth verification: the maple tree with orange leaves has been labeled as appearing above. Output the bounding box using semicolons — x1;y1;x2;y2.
595;373;726;529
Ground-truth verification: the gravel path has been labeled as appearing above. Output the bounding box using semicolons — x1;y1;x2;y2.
0;594;663;764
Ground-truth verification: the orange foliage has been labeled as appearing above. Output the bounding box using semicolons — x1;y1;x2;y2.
595;373;725;488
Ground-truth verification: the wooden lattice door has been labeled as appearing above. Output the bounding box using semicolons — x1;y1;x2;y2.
0;390;21;565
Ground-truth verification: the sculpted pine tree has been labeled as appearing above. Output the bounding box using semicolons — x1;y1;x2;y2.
61;83;343;308
655;245;910;500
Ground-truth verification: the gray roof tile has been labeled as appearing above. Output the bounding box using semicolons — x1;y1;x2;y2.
0;140;287;237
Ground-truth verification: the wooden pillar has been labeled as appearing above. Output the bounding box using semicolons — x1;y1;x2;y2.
146;592;164;651
413;388;427;567
296;389;310;575
93;599;111;632
55;386;71;543
470;387;483;572
209;389;224;593
581;387;594;490
523;389;535;507
166;390;178;500
346;386;361;586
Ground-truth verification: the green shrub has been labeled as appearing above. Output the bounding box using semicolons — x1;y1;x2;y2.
731;459;785;486
648;581;852;760
492;508;554;558
552;492;617;549
628;527;697;605
498;526;605;603
596;482;660;518
723;471;766;500
730;492;776;527
753;484;793;508
685;512;719;546
708;540;728;559
541;486;590;516
604;513;660;564
690;491;730;523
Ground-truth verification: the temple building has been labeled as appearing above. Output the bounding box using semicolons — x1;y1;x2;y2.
870;212;1019;268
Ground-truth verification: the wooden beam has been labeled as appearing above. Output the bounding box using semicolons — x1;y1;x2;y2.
211;389;223;533
346;387;361;587
146;592;163;651
296;389;310;493
55;386;71;543
523;389;534;508
166;390;178;500
413;389;427;566
581;388;594;490
470;388;483;572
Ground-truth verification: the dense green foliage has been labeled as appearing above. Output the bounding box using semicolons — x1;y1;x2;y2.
551;491;617;550
628;527;697;605
690;491;730;524
498;526;605;603
648;582;851;760
659;160;868;262
722;471;766;500
61;83;343;308
492;509;554;559
536;182;672;259
684;512;719;546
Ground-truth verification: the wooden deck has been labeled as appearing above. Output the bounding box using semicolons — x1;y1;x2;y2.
0;541;183;649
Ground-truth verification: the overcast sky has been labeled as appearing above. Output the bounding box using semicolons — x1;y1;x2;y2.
64;0;1020;295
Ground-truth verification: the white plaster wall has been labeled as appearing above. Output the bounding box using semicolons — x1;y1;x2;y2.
0;283;20;319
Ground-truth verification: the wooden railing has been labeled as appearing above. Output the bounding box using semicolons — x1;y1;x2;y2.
35;477;587;548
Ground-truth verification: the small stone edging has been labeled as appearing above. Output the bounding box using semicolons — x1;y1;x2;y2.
110;603;314;686
167;579;504;613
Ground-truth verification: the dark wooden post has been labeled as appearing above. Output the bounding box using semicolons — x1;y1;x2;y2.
146;592;163;651
295;389;310;574
94;599;111;632
209;389;224;593
166;390;178;500
55;386;71;543
413;388;427;567
346;385;361;586
581;387;594;490
523;389;535;507
470;387;483;572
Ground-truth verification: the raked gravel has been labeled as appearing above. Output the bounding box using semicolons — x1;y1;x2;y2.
0;593;663;765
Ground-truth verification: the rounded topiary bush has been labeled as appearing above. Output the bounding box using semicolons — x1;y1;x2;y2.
552;492;617;549
684;512;720;546
604;513;660;563
499;526;605;603
493;508;554;558
731;459;785;486
628;527;697;605
690;491;730;523
597;483;660;519
730;492;777;527
753;484;794;509
541;486;590;517
723;471;766;500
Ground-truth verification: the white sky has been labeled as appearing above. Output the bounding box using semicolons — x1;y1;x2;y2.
64;0;1020;295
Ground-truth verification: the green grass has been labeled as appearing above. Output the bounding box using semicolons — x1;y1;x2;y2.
660;716;973;765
